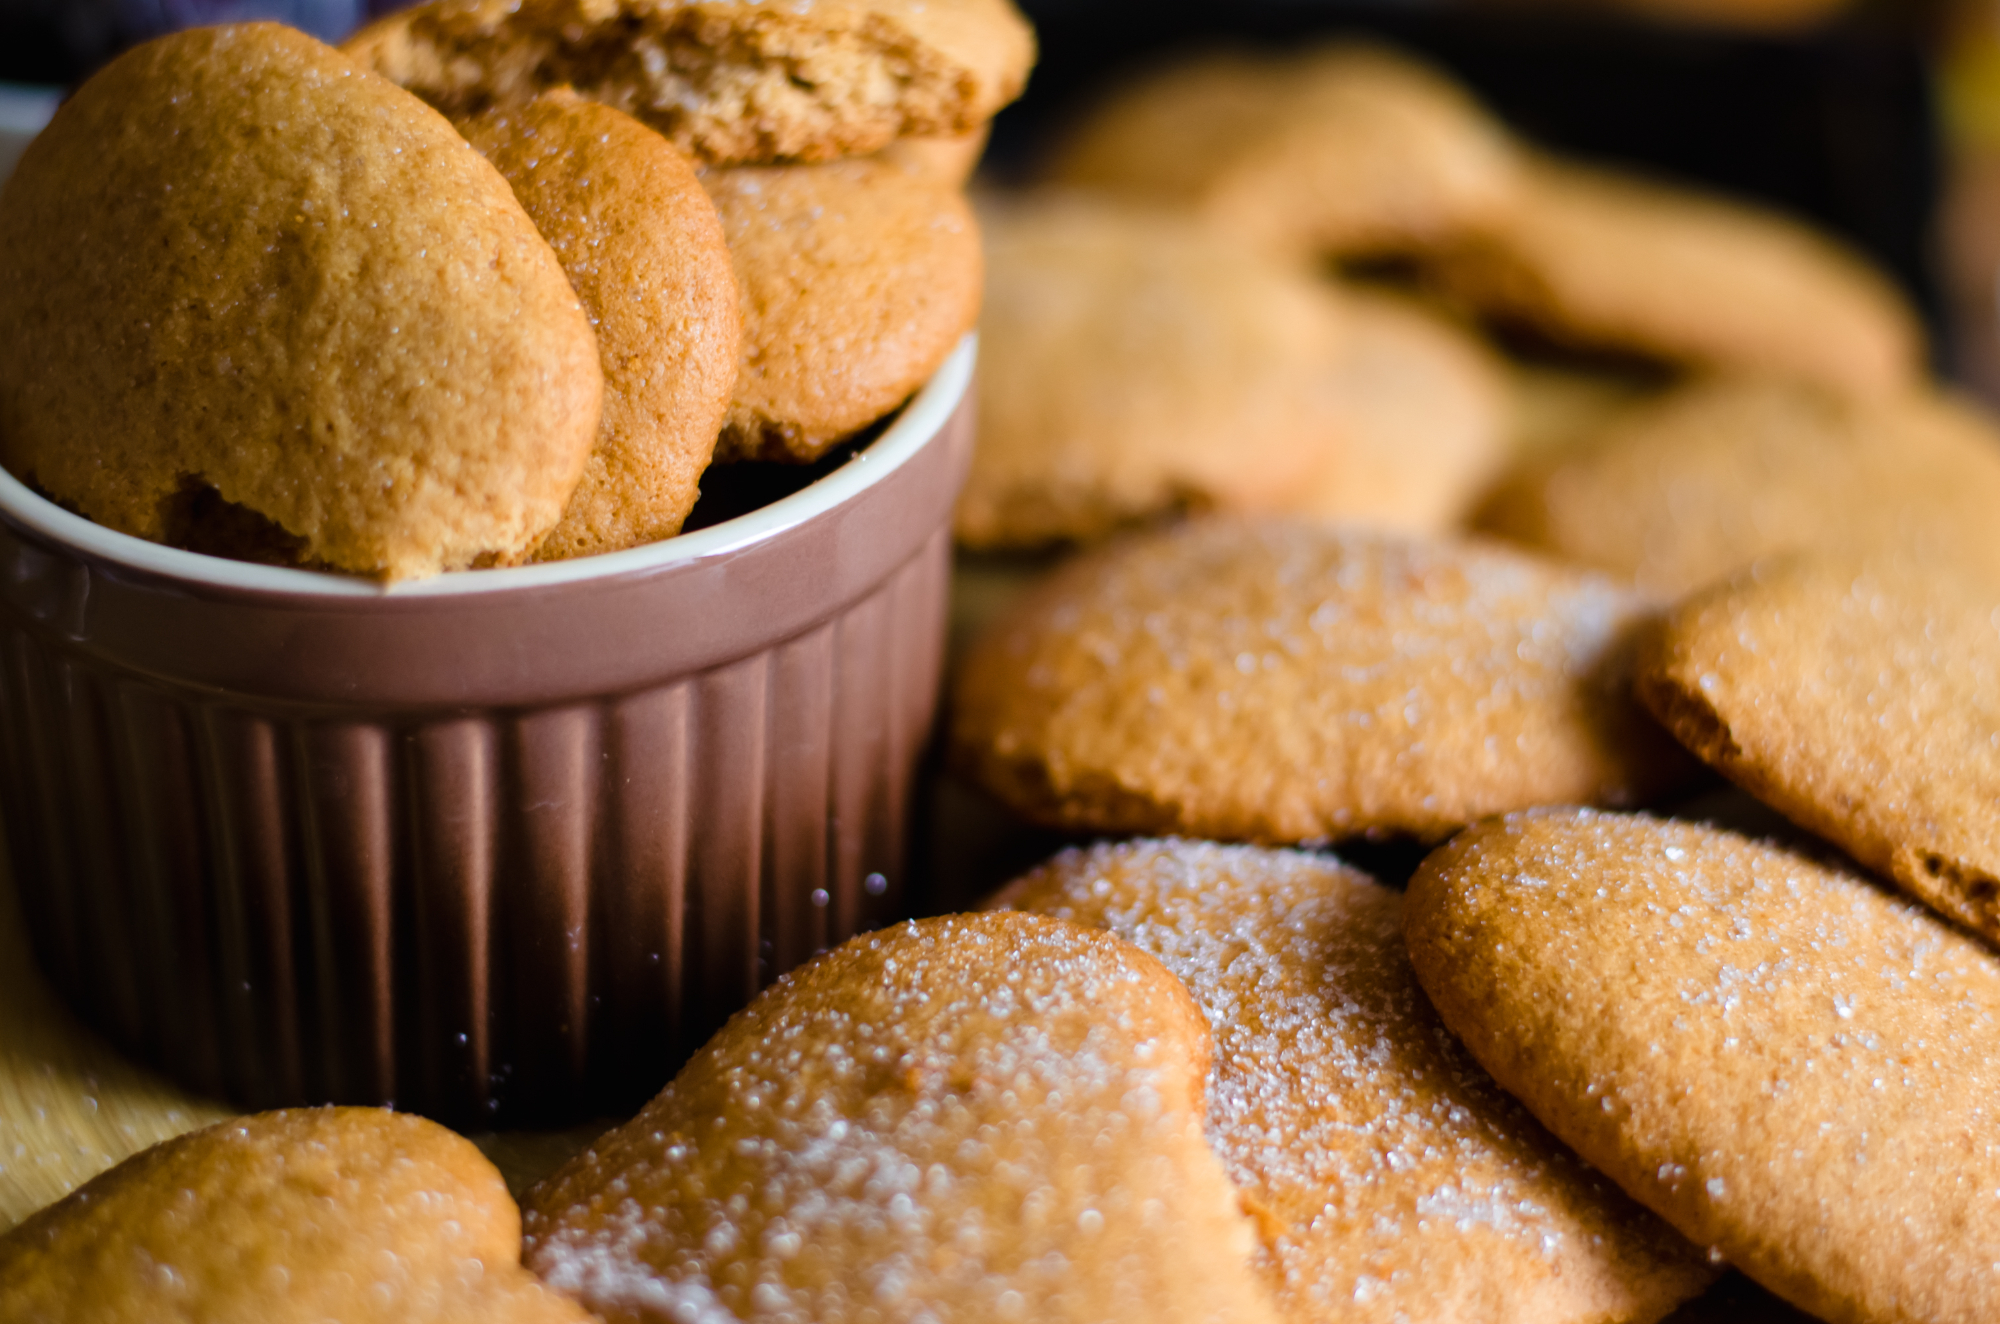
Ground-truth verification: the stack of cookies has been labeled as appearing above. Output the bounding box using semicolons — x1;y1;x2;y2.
0;0;1034;579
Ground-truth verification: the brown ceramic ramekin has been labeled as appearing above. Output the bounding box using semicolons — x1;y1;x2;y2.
0;338;973;1124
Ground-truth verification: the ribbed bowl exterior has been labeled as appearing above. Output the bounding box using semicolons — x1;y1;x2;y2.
0;359;971;1124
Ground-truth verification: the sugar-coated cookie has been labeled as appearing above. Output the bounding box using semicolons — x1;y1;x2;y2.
521;912;1281;1324
1432;158;1921;394
461;91;739;559
0;1108;593;1323
993;839;1717;1324
957;197;1343;549
952;518;1694;842
705;157;981;462
1475;375;2000;596
1053;45;1520;264
1299;287;1509;535
345;0;1035;166
1406;808;2000;1324
0;24;601;581
1638;556;2000;946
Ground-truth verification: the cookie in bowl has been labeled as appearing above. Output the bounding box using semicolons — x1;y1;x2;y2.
0;23;602;582
460;90;742;560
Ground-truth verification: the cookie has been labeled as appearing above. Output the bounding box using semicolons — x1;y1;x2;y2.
521;912;1282;1324
956;196;1343;549
0;24;601;581
1499;360;1668;462
1298;286;1509;535
462;90;740;559
1052;44;1520;264
0;1107;594;1322
705;157;982;462
1474;375;2000;596
951;517;1695;842
1430;158;1922;394
992;839;1717;1324
1406;808;2000;1324
344;0;1035;166
1638;556;2000;946
877;125;989;185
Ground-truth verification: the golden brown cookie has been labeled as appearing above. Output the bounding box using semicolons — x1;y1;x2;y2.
956;195;1344;549
521;912;1282;1324
993;839;1717;1324
705;157;981;462
1431;158;1922;394
1052;44;1521;264
462;90;740;559
1406;808;2000;1324
0;1108;594;1323
1474;375;2000;597
951;517;1695;842
344;0;1035;166
1297;287;1509;534
1637;556;2000;946
1499;359;1669;462
0;24;601;581
877;124;990;185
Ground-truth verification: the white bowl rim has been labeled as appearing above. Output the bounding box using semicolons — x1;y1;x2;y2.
0;334;974;599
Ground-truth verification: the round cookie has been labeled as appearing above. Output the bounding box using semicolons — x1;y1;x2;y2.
1638;556;2000;946
0;1108;594;1323
1052;44;1521;265
951;517;1696;843
461;91;740;560
1406;808;2000;1324
1430;158;1922;395
1500;359;1668;462
521;912;1282;1324
1299;286;1509;535
956;196;1344;549
705;157;981;462
1474;375;2000;597
991;839;1717;1324
344;0;1036;166
0;24;601;582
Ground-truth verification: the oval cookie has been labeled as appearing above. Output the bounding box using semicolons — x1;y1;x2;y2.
993;839;1716;1324
522;912;1281;1324
1432;158;1921;395
462;90;741;559
1474;375;2000;597
1298;287;1508;535
0;24;601;581
957;197;1343;549
1638;556;2000;945
951;518;1695;842
0;1108;593;1323
345;0;1036;166
1053;44;1520;264
705;157;982;462
1407;808;2000;1324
